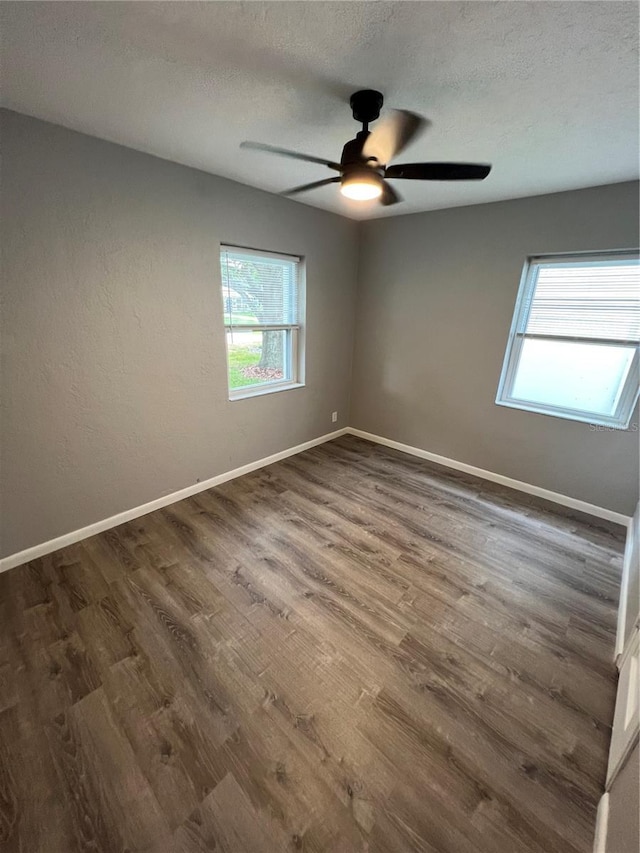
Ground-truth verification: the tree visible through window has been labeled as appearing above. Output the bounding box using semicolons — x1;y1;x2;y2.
496;251;639;427
220;246;302;397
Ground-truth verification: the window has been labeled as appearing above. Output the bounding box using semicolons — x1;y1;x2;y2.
220;246;303;399
496;251;639;427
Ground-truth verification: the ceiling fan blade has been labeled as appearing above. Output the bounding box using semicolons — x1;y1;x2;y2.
281;177;340;197
380;181;402;206
362;111;425;166
385;162;492;181
240;141;341;171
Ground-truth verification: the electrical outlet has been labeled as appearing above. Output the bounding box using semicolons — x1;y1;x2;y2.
331;411;338;423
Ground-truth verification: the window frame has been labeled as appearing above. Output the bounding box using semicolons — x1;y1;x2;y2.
496;250;640;429
220;245;305;401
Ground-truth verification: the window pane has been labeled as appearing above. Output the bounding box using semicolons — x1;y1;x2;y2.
221;251;297;327
511;338;635;416
226;329;290;391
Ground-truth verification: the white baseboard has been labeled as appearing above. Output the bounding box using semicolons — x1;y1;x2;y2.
593;793;609;853
0;428;349;574
347;428;631;527
1;424;631;574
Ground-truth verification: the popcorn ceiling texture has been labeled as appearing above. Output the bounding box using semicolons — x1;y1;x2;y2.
1;1;638;220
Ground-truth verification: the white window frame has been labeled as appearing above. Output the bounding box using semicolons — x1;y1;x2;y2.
220;245;305;401
496;250;640;428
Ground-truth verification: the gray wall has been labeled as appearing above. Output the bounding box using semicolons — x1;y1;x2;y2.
352;183;640;515
2;110;638;559
0;110;358;557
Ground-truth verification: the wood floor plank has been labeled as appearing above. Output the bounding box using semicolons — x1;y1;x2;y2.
49;687;171;852
0;435;624;852
175;771;287;853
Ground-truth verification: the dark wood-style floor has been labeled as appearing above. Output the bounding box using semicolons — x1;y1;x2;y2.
0;435;625;853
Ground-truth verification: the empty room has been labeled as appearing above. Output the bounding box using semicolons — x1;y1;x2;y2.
1;2;639;852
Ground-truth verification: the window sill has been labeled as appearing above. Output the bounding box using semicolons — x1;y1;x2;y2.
229;382;305;402
495;398;634;430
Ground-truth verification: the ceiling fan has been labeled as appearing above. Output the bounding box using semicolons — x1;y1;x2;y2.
241;89;491;206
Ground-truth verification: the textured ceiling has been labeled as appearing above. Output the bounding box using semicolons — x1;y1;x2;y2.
2;1;638;220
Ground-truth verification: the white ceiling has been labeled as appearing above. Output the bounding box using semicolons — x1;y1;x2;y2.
2;1;638;220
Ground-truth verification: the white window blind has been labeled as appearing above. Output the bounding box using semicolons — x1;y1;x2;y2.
221;247;299;329
497;251;640;428
522;261;640;342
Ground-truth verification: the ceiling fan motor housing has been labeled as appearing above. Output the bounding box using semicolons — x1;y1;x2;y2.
340;135;385;193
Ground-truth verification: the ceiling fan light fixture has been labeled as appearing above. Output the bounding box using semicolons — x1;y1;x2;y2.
340;172;383;201
241;89;492;208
